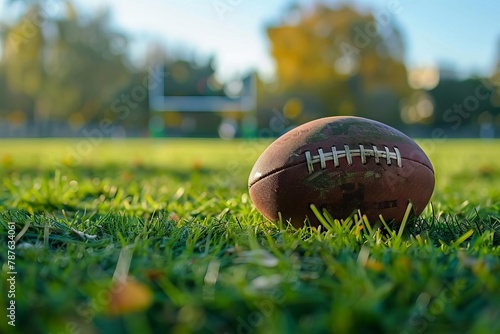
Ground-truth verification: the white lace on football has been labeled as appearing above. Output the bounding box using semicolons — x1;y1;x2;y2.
305;144;402;173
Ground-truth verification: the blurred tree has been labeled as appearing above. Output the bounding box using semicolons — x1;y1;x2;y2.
428;77;500;137
43;3;131;122
0;1;132;134
1;4;43;125
266;3;410;126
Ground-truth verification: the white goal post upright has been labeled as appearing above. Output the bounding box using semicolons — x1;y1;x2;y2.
148;63;257;137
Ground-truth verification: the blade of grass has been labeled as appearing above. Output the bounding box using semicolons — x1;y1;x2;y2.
397;202;413;238
452;229;474;247
310;204;331;231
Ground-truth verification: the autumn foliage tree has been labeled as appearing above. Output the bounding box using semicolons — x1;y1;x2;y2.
266;3;411;125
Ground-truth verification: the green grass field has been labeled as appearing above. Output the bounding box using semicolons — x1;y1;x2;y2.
1;138;500;334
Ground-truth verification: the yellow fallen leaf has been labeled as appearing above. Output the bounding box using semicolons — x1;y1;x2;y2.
365;259;384;272
1;154;13;167
192;159;203;171
107;277;153;316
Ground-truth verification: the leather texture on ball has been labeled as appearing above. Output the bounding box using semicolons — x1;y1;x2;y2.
248;116;435;228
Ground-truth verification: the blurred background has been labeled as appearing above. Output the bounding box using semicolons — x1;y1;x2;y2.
0;0;499;139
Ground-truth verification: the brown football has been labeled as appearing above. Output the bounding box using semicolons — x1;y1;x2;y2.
248;116;435;228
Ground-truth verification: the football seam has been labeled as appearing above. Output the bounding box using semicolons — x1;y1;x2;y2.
402;156;435;175
304;144;402;174
249;156;433;189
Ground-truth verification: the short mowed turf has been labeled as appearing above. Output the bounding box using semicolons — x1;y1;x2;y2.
1;138;500;334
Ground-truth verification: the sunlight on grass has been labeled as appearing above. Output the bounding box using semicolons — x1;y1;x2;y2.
0;138;499;333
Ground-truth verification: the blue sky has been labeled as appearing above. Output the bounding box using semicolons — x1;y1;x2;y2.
1;0;499;82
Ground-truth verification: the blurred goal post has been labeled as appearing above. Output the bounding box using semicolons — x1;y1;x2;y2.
148;64;257;138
